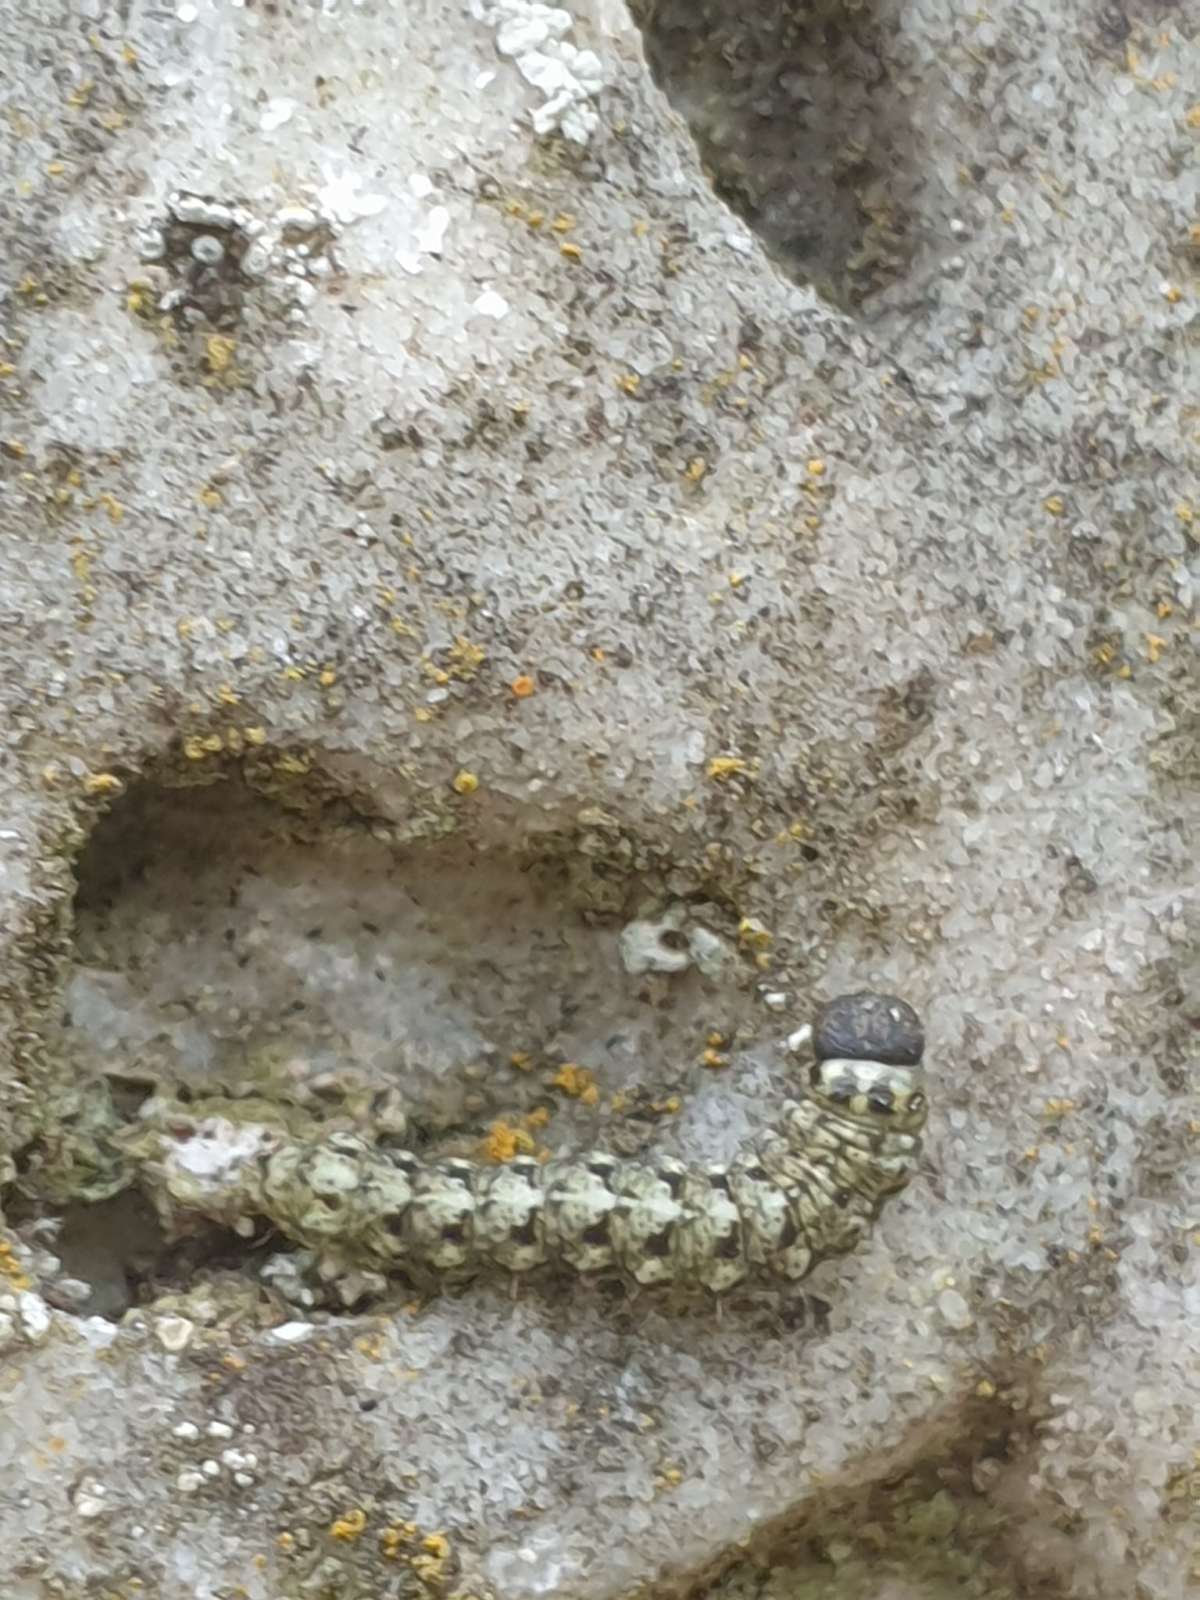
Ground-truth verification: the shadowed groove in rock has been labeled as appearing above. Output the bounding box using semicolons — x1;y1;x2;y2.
645;1376;1086;1600
627;0;928;309
10;757;776;1314
62;763;730;1124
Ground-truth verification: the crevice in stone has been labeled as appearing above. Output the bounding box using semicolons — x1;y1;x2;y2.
8;754;754;1320
647;1376;1081;1600
4;1189;274;1320
628;0;929;310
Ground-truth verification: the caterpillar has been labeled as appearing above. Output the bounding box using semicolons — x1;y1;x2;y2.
122;992;927;1297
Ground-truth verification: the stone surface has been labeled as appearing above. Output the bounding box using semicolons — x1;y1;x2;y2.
0;0;1196;1598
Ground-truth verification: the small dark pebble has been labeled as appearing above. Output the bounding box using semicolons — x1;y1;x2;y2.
814;992;924;1066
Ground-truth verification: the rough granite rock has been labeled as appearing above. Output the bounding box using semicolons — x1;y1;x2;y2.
0;0;1196;1598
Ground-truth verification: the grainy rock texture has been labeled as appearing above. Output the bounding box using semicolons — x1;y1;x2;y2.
0;0;1196;1598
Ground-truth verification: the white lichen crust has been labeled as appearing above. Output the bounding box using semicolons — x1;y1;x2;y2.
124;999;928;1297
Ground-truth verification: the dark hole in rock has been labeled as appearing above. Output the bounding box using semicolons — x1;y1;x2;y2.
629;0;927;308
66;771;718;1133
21;766;748;1314
7;1189;274;1320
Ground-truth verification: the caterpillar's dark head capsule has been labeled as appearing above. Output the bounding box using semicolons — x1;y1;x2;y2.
807;992;928;1133
813;992;924;1067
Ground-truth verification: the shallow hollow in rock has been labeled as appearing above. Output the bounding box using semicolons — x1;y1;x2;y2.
63;769;724;1141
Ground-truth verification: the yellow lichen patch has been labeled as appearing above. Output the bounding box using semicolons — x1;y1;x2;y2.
2;439;27;459
559;241;582;260
451;769;479;796
737;916;772;951
1093;640;1117;668
806;457;826;477
449;636;486;677
1043;1098;1077;1118
550;1064;600;1106
616;373;640;395
330;1508;368;1541
183;733;224;760
707;756;748;781
380;1522;416;1559
479;1120;536;1164
509;1050;533;1071
198;485;222;509
701;1048;729;1071
524;1105;551;1131
70;541;93;585
1043;494;1065;516
424;636;486;686
273;754;311;777
318;667;337;687
684;456;707;482
1145;633;1167;663
83;772;123;797
413;1532;452;1587
510;673;536;698
0;1240;32;1291
204;334;237;374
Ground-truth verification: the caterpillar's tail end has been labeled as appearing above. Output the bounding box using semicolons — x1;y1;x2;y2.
814;992;924;1066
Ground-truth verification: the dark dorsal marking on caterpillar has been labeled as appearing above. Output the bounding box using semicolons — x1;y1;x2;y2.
133;992;930;1300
